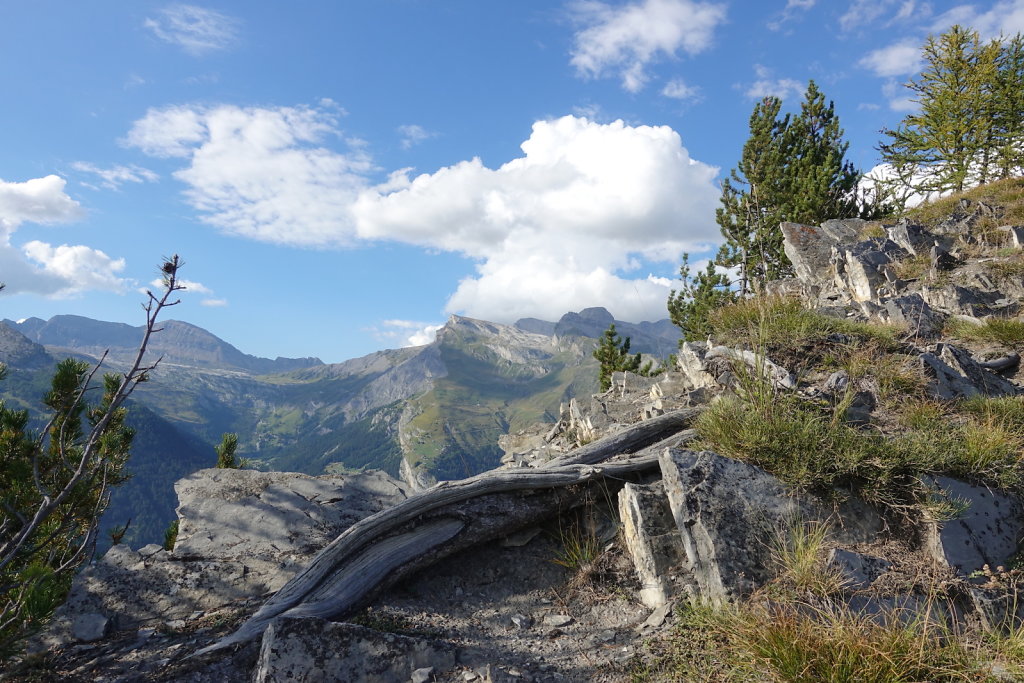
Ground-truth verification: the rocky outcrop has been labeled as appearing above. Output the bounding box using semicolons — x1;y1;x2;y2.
781;209;1024;332
42;469;406;648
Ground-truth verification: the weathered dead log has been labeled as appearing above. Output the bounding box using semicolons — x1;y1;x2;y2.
194;453;667;657
543;407;702;467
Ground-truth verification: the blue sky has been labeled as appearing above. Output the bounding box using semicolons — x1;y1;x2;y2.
1;0;1022;363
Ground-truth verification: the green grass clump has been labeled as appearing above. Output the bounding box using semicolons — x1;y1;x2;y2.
636;599;1002;682
710;297;900;350
945;317;1024;348
906;177;1024;236
892;252;933;280
695;391;1024;507
708;296;903;374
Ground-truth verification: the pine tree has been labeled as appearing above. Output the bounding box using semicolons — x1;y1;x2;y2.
787;81;863;223
716;95;792;292
667;254;735;344
0;256;184;654
592;324;654;392
717;81;869;292
215;432;240;469
993;33;1024;179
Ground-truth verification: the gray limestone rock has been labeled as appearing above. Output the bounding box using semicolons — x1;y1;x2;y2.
618;481;686;608
827;549;891;590
658;449;816;603
675;342;719;392
931;245;959;272
922;476;1024;576
782;222;844;300
886;220;936;256
880;294;945;337
997;225;1024;248
919;352;981;400
938;344;1020;397
252;617;457;683
832;239;907;303
43;469;406;648
705;346;795;390
820;218;869;243
71;613;110;642
921;283;1002;317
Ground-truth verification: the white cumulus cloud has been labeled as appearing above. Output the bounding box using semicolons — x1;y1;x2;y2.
397;124;437;149
126;102;373;247
661;78;700;100
931;0;1024;37
859;39;923;77
353;115;720;323
369;319;444;347
570;0;727;92
144;4;240;56
0;175;125;297
128;105;720;324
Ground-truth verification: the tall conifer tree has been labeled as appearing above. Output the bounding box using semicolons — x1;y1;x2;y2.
878;26;1003;197
716;81;866;292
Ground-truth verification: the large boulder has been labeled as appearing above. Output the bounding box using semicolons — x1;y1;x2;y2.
658;449;816;603
43;469;407;645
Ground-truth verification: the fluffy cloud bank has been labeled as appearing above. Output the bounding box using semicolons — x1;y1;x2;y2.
126;102;372;247
0;175;126;296
570;0;727;92
130;104;720;324
353;115;720;322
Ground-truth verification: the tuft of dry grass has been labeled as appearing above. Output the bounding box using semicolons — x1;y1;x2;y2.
945;317;1024;348
906;177;1024;239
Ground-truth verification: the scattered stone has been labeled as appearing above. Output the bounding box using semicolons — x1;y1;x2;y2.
827;549;891;590
996;225;1024;248
71;613;109;642
542;614;572;628
930;245;959;272
643;603;673;629
886;220;934;256
879;294;945;337
938;343;1020;397
411;667;435;683
510;614;533;629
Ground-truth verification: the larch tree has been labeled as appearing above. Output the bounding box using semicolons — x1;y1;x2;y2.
878;25;1024;200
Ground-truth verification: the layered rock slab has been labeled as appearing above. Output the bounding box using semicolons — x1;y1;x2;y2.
658;449;816;603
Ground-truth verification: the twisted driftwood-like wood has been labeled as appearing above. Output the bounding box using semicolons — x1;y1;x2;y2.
194;407;701;656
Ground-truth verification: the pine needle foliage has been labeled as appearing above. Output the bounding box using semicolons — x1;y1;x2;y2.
667;253;735;344
717;81;879;293
592;324;656;392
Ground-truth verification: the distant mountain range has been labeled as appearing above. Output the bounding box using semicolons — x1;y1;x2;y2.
0;308;679;548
